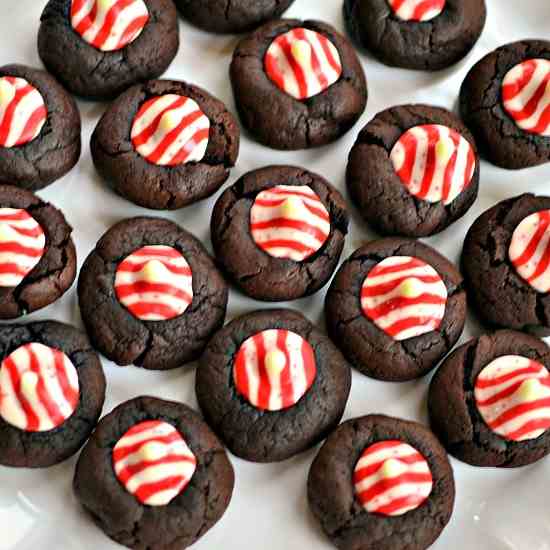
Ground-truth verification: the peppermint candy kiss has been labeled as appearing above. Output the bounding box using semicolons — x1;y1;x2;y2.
70;0;150;52
131;94;210;167
502;59;550;136
113;420;197;506
0;343;79;432
509;210;550;293
390;124;476;206
0;77;47;148
387;0;446;22
361;256;448;341
250;185;331;262
475;355;550;442
114;245;194;321
233;329;317;411
354;440;433;516
265;28;342;100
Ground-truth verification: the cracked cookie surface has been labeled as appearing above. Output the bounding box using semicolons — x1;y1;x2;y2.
211;165;348;301
460;40;550;169
343;0;486;70
346;104;480;238
325;238;466;381
196;309;351;462
38;0;179;101
308;414;455;550
230;19;367;150
175;0;295;34
78;217;228;370
428;330;550;467
0;320;105;468
74;396;234;550
91;79;240;209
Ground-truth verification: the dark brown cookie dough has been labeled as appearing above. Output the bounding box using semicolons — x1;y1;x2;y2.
429;330;550;467
460;40;550;169
0;185;77;319
462;194;550;334
91;79;240;210
0;321;106;468
308;414;455;550
0;64;80;191
196;309;351;462
325;238;466;381
211;165;348;301
74;396;234;550
344;0;486;71
38;0;179;101
230;19;367;150
78;217;228;370
175;0;295;34
346;104;480;238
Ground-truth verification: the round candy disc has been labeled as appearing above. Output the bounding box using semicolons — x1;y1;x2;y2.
264;28;342;100
233;329;317;411
0;77;47;148
131;94;210;167
112;420;197;506
361;256;448;341
0;343;79;432
502;58;550;136
475;355;550;442
390;124;476;206
70;0;150;52
353;440;433;516
509;210;550;293
387;0;445;21
0;208;46;288
250;185;331;262
114;245;194;321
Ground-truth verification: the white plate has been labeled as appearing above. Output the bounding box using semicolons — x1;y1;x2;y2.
2;1;550;549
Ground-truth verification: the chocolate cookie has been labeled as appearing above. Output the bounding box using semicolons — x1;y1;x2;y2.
211;165;348;301
347;104;480;238
196;309;351;462
462;194;550;334
38;0;179;101
230;19;367;150
175;0;295;34
429;330;550;467
78;217;228;370
344;0;486;71
0;185;76;319
308;414;455;550
0;321;105;468
74;396;234;549
91;79;240;209
460;40;550;169
0;64;80;191
325;238;466;381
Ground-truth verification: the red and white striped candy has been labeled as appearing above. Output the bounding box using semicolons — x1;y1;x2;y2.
502;59;550;136
113;420;197;506
250;185;331;262
353;440;433;517
509;210;550;293
114;245;193;321
361;256;448;341
70;0;149;52
0;343;79;432
387;0;446;21
0;208;46;288
131;94;210;167
264;28;342;100
0;77;47;148
233;329;317;411
390;124;476;206
475;355;550;442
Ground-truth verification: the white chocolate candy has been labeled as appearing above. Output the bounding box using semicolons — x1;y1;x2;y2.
159;109;181;133
517;378;544;401
0;79;15;106
264;349;287;378
291;40;312;65
140;440;168;462
0;222;19;243
398;277;424;299
140;259;171;284
381;458;408;478
20;371;39;398
281;195;304;218
97;0;116;10
435;137;454;163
